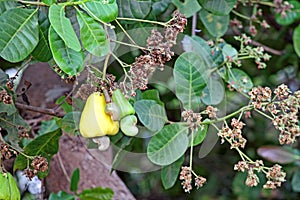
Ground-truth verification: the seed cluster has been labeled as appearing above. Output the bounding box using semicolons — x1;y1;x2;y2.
0;141;17;160
120;11;187;96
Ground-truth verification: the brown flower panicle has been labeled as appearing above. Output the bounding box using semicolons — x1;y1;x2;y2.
120;11;187;95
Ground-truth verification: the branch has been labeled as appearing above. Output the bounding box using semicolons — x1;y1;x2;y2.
15;103;64;117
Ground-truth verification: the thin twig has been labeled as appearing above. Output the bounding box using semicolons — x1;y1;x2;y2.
191;13;197;37
57;152;71;183
15;102;64;117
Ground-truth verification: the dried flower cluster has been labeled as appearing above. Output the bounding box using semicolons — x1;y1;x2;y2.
249;84;300;144
205;106;218;119
273;0;294;18
24;156;48;180
264;164;286;189
234;160;286;189
52;65;76;84
0;142;17;160
120;11;187;95
179;166;206;192
0;89;13;104
248;86;272;109
182;110;202;131
218;118;247;149
76;72;117;100
17;125;29;138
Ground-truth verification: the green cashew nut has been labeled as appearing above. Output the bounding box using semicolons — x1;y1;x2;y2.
105;102;121;121
120;115;139;136
112;89;135;119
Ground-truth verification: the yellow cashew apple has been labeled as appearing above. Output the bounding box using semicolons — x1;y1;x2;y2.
79;92;119;138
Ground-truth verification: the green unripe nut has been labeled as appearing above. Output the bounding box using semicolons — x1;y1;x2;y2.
120;115;138;136
112;89;135;119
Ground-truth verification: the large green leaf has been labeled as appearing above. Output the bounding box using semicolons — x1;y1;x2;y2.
134;100;167;132
200;78;224;105
77;10;109;57
0;8;38;62
117;0;151;19
13;129;62;178
0;68;8;84
0;101;16;116
161;156;184;189
152;0;172;15
174;52;207;110
199;9;229;37
227;68;253;93
0;112;30;149
173;0;201;18
79;187;114;200
275;1;300;26
48;4;81;51
147;123;189;166
142;89;164;106
82;0;118;23
182;35;223;67
49;26;84;76
190;124;208;146
293;25;300;57
31;11;52;62
0;1;17;14
198;0;236;15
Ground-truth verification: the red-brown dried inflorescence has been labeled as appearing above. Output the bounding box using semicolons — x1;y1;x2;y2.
0;89;13;104
120;11;187;96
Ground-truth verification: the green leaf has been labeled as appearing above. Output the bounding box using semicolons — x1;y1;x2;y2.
292;170;300;192
198;0;236;15
257;146;299;164
117;0;151;19
0;69;8;84
70;168;80;192
182;35;223;67
60;111;80;135
55;96;73;113
31;11;52;62
173;0;201;18
79;187;114;200
77;10;109;57
49;4;81;51
0;8;38;62
49;26;84;76
0;102;17;116
42;0;57;5
38;119;59;135
141;89;164;105
0;1;17;14
293;25;300;57
13;129;62;178
82;0;118;23
275;1;300;26
0;112;30;149
191;124;208;146
227;68;253;93
200;78;224;105
222;44;238;60
161;156;184;189
49;191;75;200
152;0;172;15
199;9;229;37
174;52;207;110
134;100;167;132
147;123;189;166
